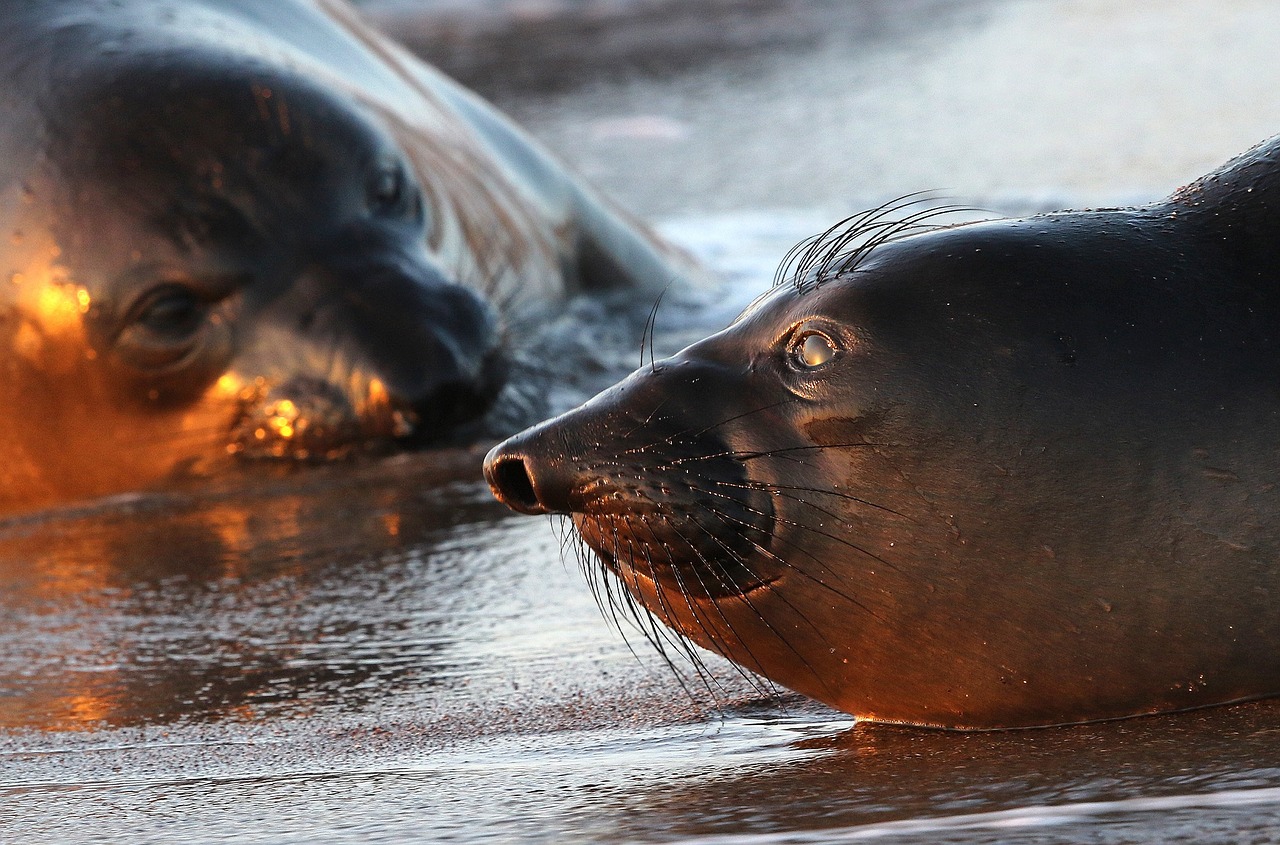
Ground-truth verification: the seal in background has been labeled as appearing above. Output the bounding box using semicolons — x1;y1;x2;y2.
0;0;686;514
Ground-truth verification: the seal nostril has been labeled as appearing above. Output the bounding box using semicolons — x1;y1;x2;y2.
489;455;543;514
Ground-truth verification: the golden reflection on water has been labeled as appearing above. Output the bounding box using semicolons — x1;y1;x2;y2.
0;449;500;732
63;691;118;729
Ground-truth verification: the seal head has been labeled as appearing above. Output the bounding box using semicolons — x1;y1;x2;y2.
1;47;501;503
0;0;688;513
487;137;1280;728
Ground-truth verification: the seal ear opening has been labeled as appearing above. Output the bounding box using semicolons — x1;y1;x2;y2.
484;450;543;515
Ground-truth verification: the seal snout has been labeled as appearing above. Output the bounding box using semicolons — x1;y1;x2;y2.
483;428;578;515
317;259;508;443
484;449;544;514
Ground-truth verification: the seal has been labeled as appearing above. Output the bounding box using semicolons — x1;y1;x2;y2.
486;136;1280;729
0;0;685;515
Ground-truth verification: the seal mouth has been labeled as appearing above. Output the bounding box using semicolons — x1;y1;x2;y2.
226;376;414;461
224;344;507;461
587;533;783;602
571;481;779;600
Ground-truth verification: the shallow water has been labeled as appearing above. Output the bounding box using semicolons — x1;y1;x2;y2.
7;215;1280;844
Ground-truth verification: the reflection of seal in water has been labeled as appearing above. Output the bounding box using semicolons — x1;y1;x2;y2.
487;136;1280;729
0;0;685;515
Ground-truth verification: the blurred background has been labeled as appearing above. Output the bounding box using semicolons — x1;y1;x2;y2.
360;0;1280;219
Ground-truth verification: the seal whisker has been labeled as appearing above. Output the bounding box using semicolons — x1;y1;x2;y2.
628;534;737;702
807;208;936;273
720;478;915;522
686;475;903;581
675;510;834;700
636;517;766;698
594;516;685;671
580;506;765;703
590;529;661;654
685;479;906;578
618;398;800;458
825;204;986;283
683;504;838;645
620;440;849;470
776;194;991;294
620;399;672;440
761;508;903;576
560;515;615;625
666;399;802;447
661;442;862;468
649;514;790;697
819;195;950;244
796;198;978;292
607;553;719;702
686;510;871;683
605;516;676;649
728;442;896;463
639;287;668;372
774;192;938;290
668;449;815;469
690;493;893;621
605;515;716;689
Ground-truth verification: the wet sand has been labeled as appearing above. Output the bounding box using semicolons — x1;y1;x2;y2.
9;1;1280;842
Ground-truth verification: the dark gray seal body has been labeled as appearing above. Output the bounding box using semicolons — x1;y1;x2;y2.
486;136;1280;729
0;0;686;514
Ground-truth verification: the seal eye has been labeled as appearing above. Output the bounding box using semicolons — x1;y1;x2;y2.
368;161;410;216
113;283;210;372
791;331;838;369
135;285;204;339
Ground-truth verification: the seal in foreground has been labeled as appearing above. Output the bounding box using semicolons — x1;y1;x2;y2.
486;137;1280;728
0;0;685;515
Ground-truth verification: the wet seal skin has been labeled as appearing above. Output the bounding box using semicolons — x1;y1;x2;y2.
0;0;685;515
487;135;1280;729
